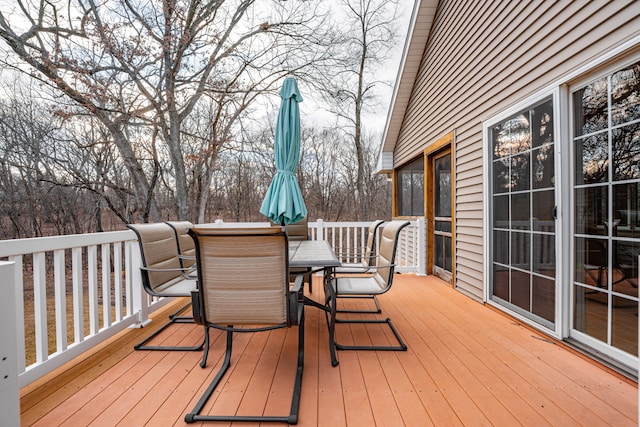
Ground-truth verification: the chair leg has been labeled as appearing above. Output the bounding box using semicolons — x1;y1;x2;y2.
185;330;233;423
200;327;210;368
288;309;305;424
134;314;205;352
329;287;406;352
336;294;382;314
168;300;193;320
185;320;305;424
322;278;340;367
333;316;407;352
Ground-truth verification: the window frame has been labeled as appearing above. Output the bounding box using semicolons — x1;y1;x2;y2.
394;155;425;218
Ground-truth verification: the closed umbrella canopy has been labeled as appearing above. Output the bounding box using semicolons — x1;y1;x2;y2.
260;77;308;225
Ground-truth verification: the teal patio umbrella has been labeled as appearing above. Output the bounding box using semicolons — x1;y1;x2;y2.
260;77;308;225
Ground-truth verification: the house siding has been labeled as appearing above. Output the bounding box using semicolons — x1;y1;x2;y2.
393;0;640;300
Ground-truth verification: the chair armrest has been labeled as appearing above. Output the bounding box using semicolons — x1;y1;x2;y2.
291;269;314;293
180;265;198;280
141;265;197;280
140;266;193;273
354;262;398;271
334;249;367;256
333;267;373;275
330;263;398;278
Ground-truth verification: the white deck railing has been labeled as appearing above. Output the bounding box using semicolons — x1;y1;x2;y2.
0;219;424;389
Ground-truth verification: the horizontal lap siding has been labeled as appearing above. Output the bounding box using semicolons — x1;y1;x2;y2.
394;0;640;300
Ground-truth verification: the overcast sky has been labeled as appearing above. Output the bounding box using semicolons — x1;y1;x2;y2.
301;0;413;135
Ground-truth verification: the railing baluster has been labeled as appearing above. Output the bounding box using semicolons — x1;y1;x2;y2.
360;226;365;263
114;242;123;322
347;226;351;262
125;241;134;317
33;252;48;364
101;243;112;328
88;245;99;335
72;247;84;344
53;249;67;353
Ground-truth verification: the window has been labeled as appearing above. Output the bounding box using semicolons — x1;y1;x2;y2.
396;156;424;216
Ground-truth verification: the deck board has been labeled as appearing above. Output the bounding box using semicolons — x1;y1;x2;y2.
20;274;637;426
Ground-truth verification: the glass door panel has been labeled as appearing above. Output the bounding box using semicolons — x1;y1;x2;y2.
571;60;640;362
489;98;557;330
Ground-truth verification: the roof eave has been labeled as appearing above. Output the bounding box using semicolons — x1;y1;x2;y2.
376;0;440;174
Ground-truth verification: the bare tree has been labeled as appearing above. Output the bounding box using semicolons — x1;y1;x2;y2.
316;0;399;220
0;84;60;237
0;81;107;237
0;0;333;222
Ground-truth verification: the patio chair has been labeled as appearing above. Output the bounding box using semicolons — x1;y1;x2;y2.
333;219;385;314
185;227;306;425
127;223;204;352
324;220;410;365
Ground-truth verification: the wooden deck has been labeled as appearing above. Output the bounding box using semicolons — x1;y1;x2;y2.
20;274;637;426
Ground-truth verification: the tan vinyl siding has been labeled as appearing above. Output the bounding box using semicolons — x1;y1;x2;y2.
393;0;640;299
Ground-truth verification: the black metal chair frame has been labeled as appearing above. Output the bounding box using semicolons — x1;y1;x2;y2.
322;221;410;366
184;227;307;425
128;223;204;352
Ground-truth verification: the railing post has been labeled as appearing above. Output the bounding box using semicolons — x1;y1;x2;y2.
316;219;324;241
0;261;20;427
9;256;25;377
417;218;426;276
129;241;151;327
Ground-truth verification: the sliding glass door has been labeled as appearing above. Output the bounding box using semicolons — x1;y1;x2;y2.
489;98;557;329
571;61;639;360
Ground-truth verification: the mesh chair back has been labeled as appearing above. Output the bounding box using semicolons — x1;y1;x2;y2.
372;221;410;290
190;227;289;326
362;220;384;267
127;223;183;293
166;221;196;268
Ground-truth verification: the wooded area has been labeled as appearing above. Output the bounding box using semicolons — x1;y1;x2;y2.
0;0;401;239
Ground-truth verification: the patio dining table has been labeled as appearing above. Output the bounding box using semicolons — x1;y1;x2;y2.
288;239;341;270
